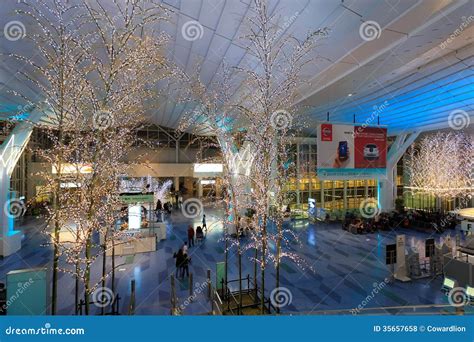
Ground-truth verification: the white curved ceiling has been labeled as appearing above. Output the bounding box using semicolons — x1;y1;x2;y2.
0;0;472;136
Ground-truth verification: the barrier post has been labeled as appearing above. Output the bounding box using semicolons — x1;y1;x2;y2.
207;269;211;299
128;279;136;315
170;275;176;315
189;273;193;298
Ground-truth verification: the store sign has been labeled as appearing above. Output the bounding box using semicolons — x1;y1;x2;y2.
317;123;387;180
193;163;223;177
52;163;93;174
120;193;154;204
194;163;223;173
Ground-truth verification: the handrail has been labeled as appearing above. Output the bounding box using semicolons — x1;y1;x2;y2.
290;304;469;316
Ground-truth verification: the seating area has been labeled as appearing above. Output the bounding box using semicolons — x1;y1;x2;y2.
341;210;459;235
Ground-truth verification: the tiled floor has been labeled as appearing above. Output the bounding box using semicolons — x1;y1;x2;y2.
0;207;467;315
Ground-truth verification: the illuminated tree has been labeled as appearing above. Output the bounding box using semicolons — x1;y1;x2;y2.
7;0;172;315
180;0;326;313
406;132;473;207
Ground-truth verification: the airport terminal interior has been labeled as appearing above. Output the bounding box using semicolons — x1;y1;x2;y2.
0;0;473;316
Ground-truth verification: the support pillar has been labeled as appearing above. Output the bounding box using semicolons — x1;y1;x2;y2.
343;181;348;211
296;143;300;206
198;178;203;198
379;131;420;212
174;177;180;192
0;112;44;256
0;168;22;256
320;181;325;209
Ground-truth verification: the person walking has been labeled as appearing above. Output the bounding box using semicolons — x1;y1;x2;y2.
202;214;207;231
173;249;184;278
182;242;188;256
187;225;195;247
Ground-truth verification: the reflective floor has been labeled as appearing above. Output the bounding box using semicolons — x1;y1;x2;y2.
0;207;466;315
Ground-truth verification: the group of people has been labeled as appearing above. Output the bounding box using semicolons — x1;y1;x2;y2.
155;193;185;222
187;224;205;247
173;246;191;279
342;212;393;234
187;214;207;245
404;210;457;232
173;215;208;279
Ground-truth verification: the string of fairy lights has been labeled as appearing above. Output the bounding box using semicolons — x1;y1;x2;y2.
7;0;177;313
406;131;473;200
6;0;469;315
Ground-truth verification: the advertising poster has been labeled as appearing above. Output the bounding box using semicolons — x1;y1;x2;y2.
353;126;387;169
317;123;387;180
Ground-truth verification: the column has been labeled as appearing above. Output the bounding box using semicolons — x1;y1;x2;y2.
320;180;325;209
343;180;348;211
379;131;420;212
198;178;203;198
296;143;300;206
174;177;180;192
332;181;336;210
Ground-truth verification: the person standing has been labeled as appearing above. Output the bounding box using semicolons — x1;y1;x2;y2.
155;199;163;222
196;225;203;242
187;225;195;247
182;242;188;256
181;254;191;278
202;214;207;231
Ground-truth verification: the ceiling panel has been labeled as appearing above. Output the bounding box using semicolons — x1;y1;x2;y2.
0;0;472;137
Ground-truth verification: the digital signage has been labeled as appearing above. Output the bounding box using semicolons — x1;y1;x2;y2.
317;123;388;180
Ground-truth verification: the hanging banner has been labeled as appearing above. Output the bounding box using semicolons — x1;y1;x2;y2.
317;123;387;180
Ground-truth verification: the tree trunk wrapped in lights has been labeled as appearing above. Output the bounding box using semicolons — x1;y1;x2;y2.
7;0;173;315
179;0;325;314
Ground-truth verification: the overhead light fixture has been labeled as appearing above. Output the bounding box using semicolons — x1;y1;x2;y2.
348;93;353;97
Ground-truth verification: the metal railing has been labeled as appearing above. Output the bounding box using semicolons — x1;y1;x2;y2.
291;304;473;316
77;294;121;315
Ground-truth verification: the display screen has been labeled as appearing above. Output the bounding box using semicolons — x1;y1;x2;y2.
443;277;455;289
317;123;387;180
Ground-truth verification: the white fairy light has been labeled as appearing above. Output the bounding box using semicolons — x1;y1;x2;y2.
406;132;473;198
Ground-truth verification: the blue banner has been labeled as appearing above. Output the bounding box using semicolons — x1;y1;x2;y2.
0;315;471;342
